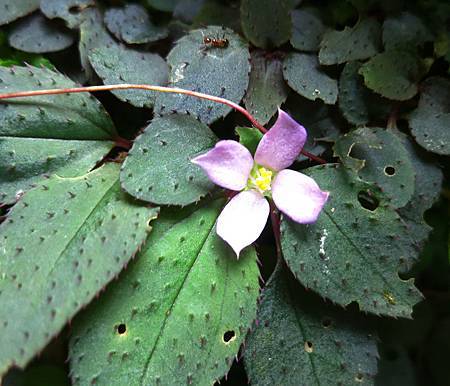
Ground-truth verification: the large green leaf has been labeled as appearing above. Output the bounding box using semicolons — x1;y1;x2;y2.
89;45;168;108
104;4;168;44
40;0;95;29
290;7;326;52
155;26;250;124
120;114;217;206
8;13;75;53
319;18;381;65
333;127;416;209
0;65;116;204
408;77;450;155
0;0;39;26
240;0;292;48
245;264;378;385
69;199;259;386
0;163;159;376
243;50;288;125
281;164;423;318
283;53;338;104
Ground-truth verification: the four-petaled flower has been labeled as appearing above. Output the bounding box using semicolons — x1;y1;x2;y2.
192;109;329;257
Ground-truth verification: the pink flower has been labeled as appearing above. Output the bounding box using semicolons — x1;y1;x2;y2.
192;109;329;257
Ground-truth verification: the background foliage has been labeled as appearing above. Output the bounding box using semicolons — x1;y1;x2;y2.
0;0;449;385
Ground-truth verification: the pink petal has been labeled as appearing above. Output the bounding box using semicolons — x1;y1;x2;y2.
254;108;307;171
192;140;254;191
272;169;329;224
217;190;270;257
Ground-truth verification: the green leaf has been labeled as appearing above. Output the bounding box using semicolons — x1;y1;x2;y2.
333;127;416;209
243;50;288;125
0;163;159;376
120;114;217;206
192;1;241;32
8;13;74;54
104;4;168;44
359;50;422;101
375;345;417;386
245;264;378;385
240;0;292;48
145;0;179;12
235;126;263;155
280;164;423;318
155;26;250;124
338;61;370;126
69;199;259;386
283;53;338;104
290;8;326;52
319;18;381;65
408;77;450;155
0;65;116;204
89;45;168;108
40;0;95;29
382;12;433;51
0;0;39;26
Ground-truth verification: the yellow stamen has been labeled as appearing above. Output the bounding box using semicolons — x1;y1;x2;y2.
254;167;273;192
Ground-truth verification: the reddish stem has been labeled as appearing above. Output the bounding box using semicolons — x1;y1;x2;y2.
0;83;326;163
269;200;282;258
114;136;132;150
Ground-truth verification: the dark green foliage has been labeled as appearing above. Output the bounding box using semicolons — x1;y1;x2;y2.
120;114;217;206
0;0;39;26
283;53;338;104
245;264;378;385
40;0;95;29
290;7;326;52
281;164;423;317
409;77;450;155
334;127;416;208
240;0;292;48
8;13;75;54
0;164;159;376
89;45;168;108
319;18;381;65
236;126;263;155
69;199;259;385
104;4;168;44
145;0;179;12
243;50;288;125
155;26;250;124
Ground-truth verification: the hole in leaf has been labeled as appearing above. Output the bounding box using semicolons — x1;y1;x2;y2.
357;190;379;211
222;330;236;344
384;166;395;176
68;6;81;14
304;341;313;353
117;323;127;335
322;318;332;328
355;373;364;382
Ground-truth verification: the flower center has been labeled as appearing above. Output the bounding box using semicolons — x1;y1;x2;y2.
247;165;273;194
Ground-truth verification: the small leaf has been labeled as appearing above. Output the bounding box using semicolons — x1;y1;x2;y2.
69;199;259;386
235;126;263;155
359;50;422;101
104;4;168;44
280;164;423;318
89;45;168;108
120;114;217;206
155;26;250;124
319;18;381;65
243;50;288;125
382;12;433;51
333;127;416;209
0;0;39;26
283;52;338;104
8;13;75;53
290;7;326;52
240;0;292;49
245;264;378;385
40;0;95;29
0;163;159;376
408;77;450;155
0;65;116;204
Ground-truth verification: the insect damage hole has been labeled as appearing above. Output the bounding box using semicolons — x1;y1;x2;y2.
117;323;127;335
384;166;396;176
304;341;313;353
357;190;379;211
222;330;236;344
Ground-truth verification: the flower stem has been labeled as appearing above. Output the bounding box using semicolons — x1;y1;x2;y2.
0;83;326;163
